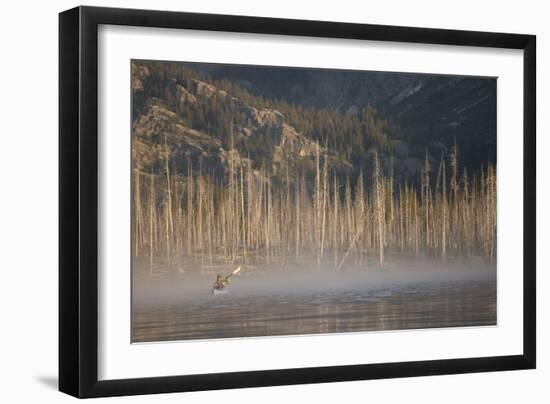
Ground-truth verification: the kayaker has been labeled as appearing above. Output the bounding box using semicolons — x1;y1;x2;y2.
213;274;230;290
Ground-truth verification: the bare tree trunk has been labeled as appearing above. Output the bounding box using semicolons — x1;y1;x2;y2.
333;173;339;268
441;159;447;260
422;148;431;250
319;152;328;270
164;134;173;266
450;140;459;252
240;164;247;263
149;167;154;275
187;159;193;256
295;175;300;258
357;169;366;267
315;141;321;270
373;151;385;266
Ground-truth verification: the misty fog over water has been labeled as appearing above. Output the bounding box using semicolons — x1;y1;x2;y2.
132;257;496;342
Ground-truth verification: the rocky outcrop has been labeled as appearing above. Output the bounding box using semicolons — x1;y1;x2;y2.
132;64;150;92
133;77;351;181
133;98;226;175
271;123;353;176
273;124;320;161
189;79;218;98
246;107;285;128
176;84;197;105
187;79;233;100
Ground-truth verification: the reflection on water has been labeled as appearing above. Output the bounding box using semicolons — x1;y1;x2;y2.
132;279;496;342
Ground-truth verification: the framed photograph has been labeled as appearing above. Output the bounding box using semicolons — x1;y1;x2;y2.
59;6;536;398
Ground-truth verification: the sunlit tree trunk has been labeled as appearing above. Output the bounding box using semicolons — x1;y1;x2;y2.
373;151;385;266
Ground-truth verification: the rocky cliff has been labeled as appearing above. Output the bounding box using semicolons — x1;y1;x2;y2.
132;63;351;183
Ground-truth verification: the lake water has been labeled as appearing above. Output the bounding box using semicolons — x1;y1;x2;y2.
132;277;496;342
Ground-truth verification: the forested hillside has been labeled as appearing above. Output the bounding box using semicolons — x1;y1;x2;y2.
192;62;497;170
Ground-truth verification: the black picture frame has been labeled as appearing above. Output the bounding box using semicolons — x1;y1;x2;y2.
59;6;536;398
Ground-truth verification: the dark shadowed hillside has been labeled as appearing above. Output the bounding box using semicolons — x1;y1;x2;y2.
190;63;496;170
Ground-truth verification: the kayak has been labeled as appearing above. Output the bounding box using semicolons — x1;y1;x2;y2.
211;288;228;295
211;267;241;296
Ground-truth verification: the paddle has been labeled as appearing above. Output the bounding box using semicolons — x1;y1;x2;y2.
226;266;241;279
